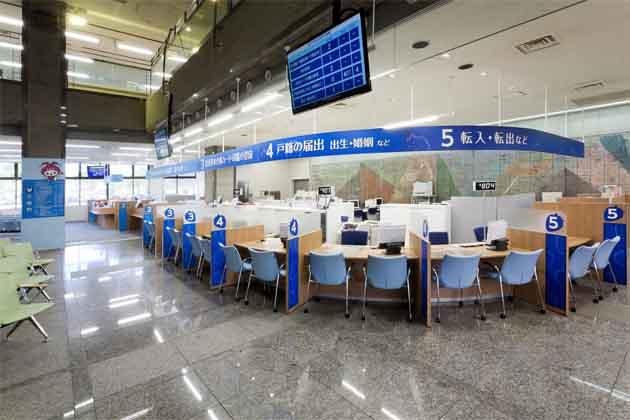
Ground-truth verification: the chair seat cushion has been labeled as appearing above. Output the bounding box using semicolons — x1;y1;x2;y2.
0;302;54;325
33;258;54;266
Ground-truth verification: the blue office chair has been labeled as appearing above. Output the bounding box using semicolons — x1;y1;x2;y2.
367;207;378;221
492;249;544;318
219;243;252;300
362;255;412;322
591;236;621;300
185;233;204;278
429;231;449;245
198;238;212;279
341;230;368;246
306;252;351;318
353;208;363;221
432;254;486;323
145;221;156;252
567;244;598;310
246;248;286;311
473;226;487;242
165;227;183;265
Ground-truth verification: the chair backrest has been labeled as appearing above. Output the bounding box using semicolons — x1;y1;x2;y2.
2;242;34;263
0;271;22;310
186;233;202;257
221;244;244;273
146;222;155;237
341;230;368;245
429;231;449;245
500;249;543;285
309;252;347;285
0;253;29;277
593;236;621;269
166;227;181;247
248;248;280;282
473;226;487;242
568;245;597;279
437;254;481;289
366;255;407;289
199;239;212;263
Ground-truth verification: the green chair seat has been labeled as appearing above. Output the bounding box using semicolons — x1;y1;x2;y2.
0;303;54;326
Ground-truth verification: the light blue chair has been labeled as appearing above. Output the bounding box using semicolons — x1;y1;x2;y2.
198;238;212;279
185;233;204;278
219;244;252;300
432;253;486;323
246;248;286;312
145;221;156;251
567;244;598;310
305;252;351;318
591;236;621;300
493;249;544;318
165;227;183;265
362;255;412;322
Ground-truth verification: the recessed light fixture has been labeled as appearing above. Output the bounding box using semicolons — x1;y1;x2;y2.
65;54;94;64
458;63;474;70
440;52;451;59
65;31;100;44
0;140;20;145
382;114;440;130
68;15;87;26
412;40;430;49
60;113;67;117
184;127;203;138
119;146;152;152
0;15;23;27
117;42;153;56
67;71;90;79
60;120;67;124
0;41;22;51
185;26;191;32
480;71;488;77
370;68;398;81
191;46;199;54
111;152;142;157
241;93;282;113
0;149;20;153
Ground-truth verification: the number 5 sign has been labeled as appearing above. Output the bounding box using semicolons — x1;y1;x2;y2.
604;206;624;222
545;213;564;233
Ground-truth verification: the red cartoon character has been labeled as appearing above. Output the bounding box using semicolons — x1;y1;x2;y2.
40;162;63;181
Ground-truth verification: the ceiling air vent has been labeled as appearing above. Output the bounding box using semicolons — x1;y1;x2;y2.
515;35;559;55
571;90;630;107
574;80;606;93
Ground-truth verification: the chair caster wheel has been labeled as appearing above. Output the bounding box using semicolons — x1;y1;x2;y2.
244;300;249;305
474;299;479;305
500;313;506;319
570;307;576;313
304;308;309;314
458;301;463;307
434;317;441;323
273;308;278;313
345;313;350;319
613;287;618;292
480;315;486;321
361;315;366;321
539;309;546;314
599;295;604;300
593;298;599;304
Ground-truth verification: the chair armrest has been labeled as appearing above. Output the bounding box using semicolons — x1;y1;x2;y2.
19;283;48;289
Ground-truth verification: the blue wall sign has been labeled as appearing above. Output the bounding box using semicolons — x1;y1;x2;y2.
22;180;65;219
213;214;226;229
148;126;585;178
182;211;197;270
164;208;175;219
545;213;564;233
211;214;227;287
162;208;175;258
289;218;299;237
184;210;197;224
604;206;624;222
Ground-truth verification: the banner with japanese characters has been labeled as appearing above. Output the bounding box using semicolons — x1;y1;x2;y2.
148;125;584;178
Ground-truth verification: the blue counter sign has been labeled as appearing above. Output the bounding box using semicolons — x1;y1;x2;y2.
545;213;564;233
164;208;175;219
214;214;226;229
604;206;624;222
184;210;196;223
289;218;299;236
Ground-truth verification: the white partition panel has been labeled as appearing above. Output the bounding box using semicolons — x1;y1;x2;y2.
380;203;451;244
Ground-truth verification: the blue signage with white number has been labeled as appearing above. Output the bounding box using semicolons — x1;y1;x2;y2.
164;208;175;219
184;210;197;224
545;213;564;233
213;214;226;229
289;218;299;236
604;206;624;221
147;126;585;178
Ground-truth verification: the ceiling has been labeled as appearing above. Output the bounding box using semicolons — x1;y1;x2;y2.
160;0;630;163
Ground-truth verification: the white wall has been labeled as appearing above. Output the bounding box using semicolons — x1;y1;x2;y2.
65;205;88;222
236;160;291;199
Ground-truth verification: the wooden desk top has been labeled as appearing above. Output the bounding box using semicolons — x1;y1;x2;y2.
90;207;115;215
236;235;592;262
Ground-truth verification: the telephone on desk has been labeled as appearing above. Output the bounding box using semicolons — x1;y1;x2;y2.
487;238;509;251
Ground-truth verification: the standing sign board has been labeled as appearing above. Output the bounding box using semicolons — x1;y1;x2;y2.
603;206;627;286
544;213;568;312
182;210;197;270
162;208;175;259
287;218;300;310
210;214;227;287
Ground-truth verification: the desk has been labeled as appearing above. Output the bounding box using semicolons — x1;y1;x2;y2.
89;207;115;229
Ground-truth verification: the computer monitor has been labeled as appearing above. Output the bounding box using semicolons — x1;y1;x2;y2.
349;199;360;208
372;225;406;246
375;197;383;206
486;220;508;243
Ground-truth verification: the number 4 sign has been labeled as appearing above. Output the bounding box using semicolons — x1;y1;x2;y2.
213;214;226;229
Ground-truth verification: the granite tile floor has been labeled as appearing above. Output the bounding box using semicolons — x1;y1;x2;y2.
1;238;630;420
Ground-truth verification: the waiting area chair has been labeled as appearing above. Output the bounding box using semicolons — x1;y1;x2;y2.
219;244;252;300
429;231;449;245
0;254;53;302
165;227;183;265
362;255;412;322
341;230;368;246
591;236;621;300
185;233;204;278
198;238;213;280
246;248;286;311
432;253;486;323
492;249;545;318
567;244;598;310
305;252;351;318
2;241;54;275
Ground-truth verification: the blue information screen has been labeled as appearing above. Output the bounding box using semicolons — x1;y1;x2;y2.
287;12;371;114
154;126;171;160
87;165;107;179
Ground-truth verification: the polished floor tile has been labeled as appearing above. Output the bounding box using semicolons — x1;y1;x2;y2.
2;235;630;420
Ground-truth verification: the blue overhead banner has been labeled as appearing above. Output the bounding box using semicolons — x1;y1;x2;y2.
147;125;585;178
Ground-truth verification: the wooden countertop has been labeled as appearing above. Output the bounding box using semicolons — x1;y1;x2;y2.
90;207;115;215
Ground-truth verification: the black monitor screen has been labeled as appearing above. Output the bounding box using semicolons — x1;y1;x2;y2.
87;165;107;179
287;12;371;114
154;126;171;160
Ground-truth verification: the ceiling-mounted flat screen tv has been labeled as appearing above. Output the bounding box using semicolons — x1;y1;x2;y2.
154;126;171;160
287;11;371;114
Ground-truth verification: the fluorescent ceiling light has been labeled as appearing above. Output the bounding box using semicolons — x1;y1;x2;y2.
68;15;87;26
370;68;398;81
167;55;187;63
0;15;23;27
66;156;89;160
144;84;160;90
74;398;94;410
440;52;451;59
0;41;22;51
112;152;142;157
67;71;90;79
119;147;153;152
66;144;101;149
241;93;282;113
117;312;151;325
153;71;172;79
0;61;21;68
65;54;94;64
191;46;199;54
234;118;262;130
382;114;440;130
0;140;20;145
207;113;234;128
184;127;203;138
65;31;100;44
117;42;153;56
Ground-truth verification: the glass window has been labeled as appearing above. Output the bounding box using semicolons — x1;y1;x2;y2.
178;178;197;196
81;179;107;205
109;164;133;177
164;178;177;196
0;179;17;211
134;165;148;177
65;179;80;206
66;162;80;178
0;162;15;178
133;179;148;196
109;179;134;199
